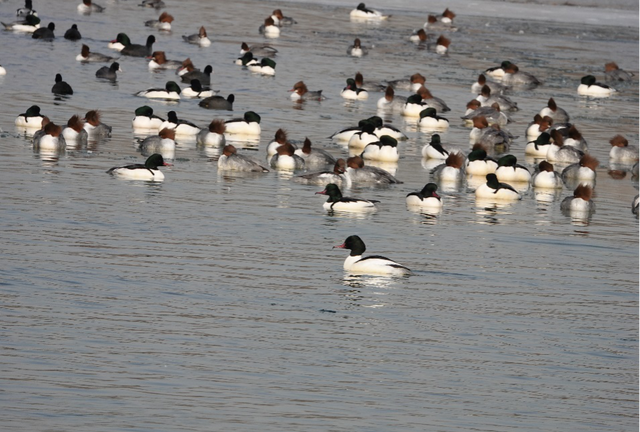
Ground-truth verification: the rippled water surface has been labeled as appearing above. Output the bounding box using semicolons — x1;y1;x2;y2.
0;0;638;431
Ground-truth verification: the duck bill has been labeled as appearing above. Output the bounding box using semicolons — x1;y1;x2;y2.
315;190;327;195
332;242;346;249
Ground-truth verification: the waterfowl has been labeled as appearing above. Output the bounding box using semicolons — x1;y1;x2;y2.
95;62;120;81
341;78;368;100
577;75;615;97
361;135;399;162
236;51;259;67
348;122;379;149
247;58;276;76
258;17;280;38
333;235;411;277
462;100;511;127
239;42;277;57
409;28;428;45
294;138;336;167
181;79;215;98
560;125;588;152
265;128;289;159
132;106;165;130
475;173;521;200
180;64;212;85
63;24;81;40
183;26;211;47
51;73;73;95
421;134;451;159
77;44;116;63
317;184;378;213
524;131;553;157
78;0;104;14
121;35;155;57
476;84;518;112
495;154;531;183
61;114;88;147
609;135;639;162
108;33;129;51
224;111;261;136
176;58;197;76
198;94;234;110
139;0;165;9
539;97;570;124
377;85;406;112
384;72;426;92
196;119;226;146
348;38;368;57
402;94;428;117
470;116;514;152
270;9;296;26
31;21;54;39
406;183;442;209
290;81;324;101
148;51;182;70
501;63;541;87
431;152;465;182
353;72;385;93
525;114;553;140
135;81;181;101
83;110;112;138
417;86;450;112
349;3;389;21
604;62;633;82
270;142;305;170
346;155;402;184
471;74;507;95
138;128;176;156
2;14;40;32
15;105;45;128
433;35;450;55
367;116;408;141
16;0;37;18
218;144;269;172
561;154;598;182
547;130;583;164
160;111;200;136
293;159;350;187
145;12;173;31
484;60;512;80
33;121;65;150
107;154;171;181
419;107;449;130
532;161;563;189
465;145;498;176
560;185;595;213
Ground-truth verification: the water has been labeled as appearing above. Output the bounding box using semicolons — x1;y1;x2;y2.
0;0;638;431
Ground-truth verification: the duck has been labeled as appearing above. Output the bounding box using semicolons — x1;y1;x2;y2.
348;38;368;57
484;60;512;80
15;105;45;128
361;135;399;162
417;86;451;112
175;58;197;76
292;159;350;187
108;33;129;51
475;173;521;200
424;9;457;30
547;130;583;164
16;0;37;17
198;94;234;110
138;128;175;155
353;72;386;93
469;116;514;151
290;81;324;101
61;114;88;147
561;154;598;182
604;62;633;82
83;110;112;138
406;183;442;209
31;22;54;39
183;26;210;47
577;75;615;97
524;131;553;157
33;121;65;150
0;65;5;76
77;44;116;62
247;58;276;76
51;73;73;95
139;0;165;9
559;125;588;152
532;161;563;189
418;107;449;130
431;152;465;182
471;73;507;95
218;144;269;172
271;9;296;26
495;154;531;183
475;84;518;112
2;14;41;32
333;235;411;277
135;81;181;101
63;24;81;40
107;154;171;181
266;129;290;158
95;62;120;81
539;97;570;124
239;42;277;57
384;72;427;92
348;122;379;150
224;111;261;136
330;122;364;143
181;79;215;98
180;65;212;85
341;78;368;100
196;119;226;146
377;85;406;112
409;28;428;45
236;52;260;67
346;155;402;184
294;138;336;167
270;142;305;170
148;51;182;70
421;134;452;160
501;63;541;87
560;185;595;213
258;17;280;38
144;12;173;31
77;0;104;14
609;135;639;162
367;116;407;141
525;114;553;140
132;106;165;130
160;111;200;136
402;94;428;117
121;35;155;57
433;35;450;55
316;184;378;213
465;145;498;176
462;100;511;127
349;3;389;21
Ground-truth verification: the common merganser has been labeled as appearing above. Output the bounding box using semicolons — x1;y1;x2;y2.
144;12;173;31
609;135;639;162
433;35;450;55
406;183;442;209
547;130;583;164
239;42;277;57
465;145;498;176
181;79;215;99
77;44;116;62
341;78;368;100
539;97;570;124
270;142;305;170
632;195;639;216
182;26;211;47
180;65;212;85
196;119;226;146
561;154;598;182
83;110;112;138
121;35;155;57
524;131;553;157
95;62;120;81
258;17;280;38
346;155;402;184
199;94;234;110
108;33;129;51
559;125;588;152
377;85;406;112
476;84;518;112
31;22;54;39
224;111;261;136
418;107;449;131
107;154;171;181
135;81;181;101
417;86;450;112
51;73;73;95
367;116;407;141
475;173;521;200
132;106;165;130
139;0;165;9
361;135;399;162
247;58;276;76
15;105;45;128
350;3;389;21
484;61;512;80
409;28;428;45
290;81;324;101
138;128;176;157
462;100;511;127
384;72;426;92
78;0;104;14
33;121;65;150
495;154;531;183
471;74;508;95
16;0;36;18
294;138;336;167
532;161;563;189
62;114;88;148
348;38;368;57
431;152;465;182
348;122;378;149
317;183;378;213
63;24;81;40
402;94;427;117
2;14;40;32
218;144;269;172
148;51;182;70
333;235;411;277
293;159;350;187
501;63;541;88
560;185;595;213
525;114;553;140
421;134;451;159
604;62;633;82
470;116;514;152
236;52;259;67
577;75;615;97
175;58;197;76
160;111;200;136
266;129;290;158
271;9;296;26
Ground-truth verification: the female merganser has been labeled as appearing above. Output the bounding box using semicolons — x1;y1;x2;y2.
333;235;411;277
525;114;553;140
547;130;583;164
609;135;639;162
138;128;176;156
258;17;280;38
2;14;41;32
270;142;305;170
107;154;170;181
475;173;521;200
247;58;276;76
51;73;73;95
348;122;379;149
317;184;378;213
346;156;402;184
83;110;112;138
501;63;541;87
431;152;465;182
469;116;514;150
348;38;368;57
135;81;181;101
62;114;88;147
121;35;155;57
294;138;336;167
271;9;296;26
384;72;426;92
160;111;200;136
433;35;450;55
471;74;508;95
476;85;518;112
63;24;81;40
145;12;173;31
33;122;65;150
462;100;511;127
432;8;457;25
108;33;129;51
524;131;553;157
78;0;104;14
95;62;120;81
577;75;615;97
196;119;226;146
406;183;442;209
559;125;588;152
561;154;598;182
290;81;324;101
132;106;165;130
349;3;389;21
182;26;211;47
16;0;36;18
417;86;450;112
532;161;563;189
465;145;498;176
218;144;269;172
32;22;54;39
539;97;570;124
181;79;215;99
176;58;198;76
361;135;399;162
77;44;116;62
224;111;261;136
199;94;234;110
604;62;633;82
421;134;451;159
15;105;45;128
293;159;351;187
239;42;277;57
419;107;449;131
377;85;406;112
353;72;385;93
266;129;290;158
495;154;531;183
402;94;427;117
561;185;595;213
409;28;428;45
148;51;182;70
180;65;212;85
341;78;368;100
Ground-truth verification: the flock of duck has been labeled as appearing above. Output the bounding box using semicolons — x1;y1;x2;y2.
4;1;639;276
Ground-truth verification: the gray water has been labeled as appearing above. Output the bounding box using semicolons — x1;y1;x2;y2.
0;0;638;431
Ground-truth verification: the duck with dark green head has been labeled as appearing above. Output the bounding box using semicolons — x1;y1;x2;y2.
224;111;261;136
577;75;615;97
316;183;378;213
495;154;531;183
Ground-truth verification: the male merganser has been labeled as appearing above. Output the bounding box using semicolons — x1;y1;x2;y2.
51;73;73;95
525;114;553;140
348;122;379;149
346;155;402;184
293;159;351;187
417;86;450;112
138;128;176;156
348;38;368;57
431;152;465;182
495;154;531;183
148;51;182;70
418;107;449;131
484;61;512;80
350;3;389;20
406;183;442;209
62;114;88;148
402;94;427;117
546;130;583;164
181;79;215;99
421;134;451;159
271;9;296;26
236;52;259;67
33;122;65;150
604;62;633;82
475;173;521;200
132;106;165;130
271;142;305;170
108;33;129;51
95;62;120;81
367;116;407;141
539;97;570;124
258;17;280;38
16;0;36;18
199;94;234;110
15;105;45;128
377;85;406;112
135;81;181;101
462;100;511;127
239;42;277;57
63;24;81;40
290;81;324;101
532;161;563;189
180;65;212;85
160;111;200;136
609;135;639;162
501;63;541;87
83;110;112;138
78;0;104;14
524;131;553;157
182;26;211;47
121;35;155;57
560;185;595;213
333;235;411;277
247;58;276;76
32;22;54;39
317;184;378;213
465;145;498;176
224;111;261;136
471;74;508;95
77;44;116;62
561;154;598;182
196;119;226;146
218;144;269;172
341;78;368;100
476;85;518;112
577;75;615;97
294;138;336;167
145;12;173;31
107;154;170;181
0;65;7;75
2;14;40;32
361;135;399;162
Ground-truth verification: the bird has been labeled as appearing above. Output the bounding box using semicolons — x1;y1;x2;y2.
217;144;269;172
406;183;442;209
345;156;402;184
138;128;176;157
418;107;449;131
63;24;81;40
341;78;368;100
16;0;37;18
132;106;165;130
121;35;155;57
15;105;45;128
316;183;378;213
475;173;521;201
159;111;200;136
361;135;400;163
95;62;120;81
181;79;215;99
333;235;412;277
239;42;277;57
292;159;350;187
107;154;171;181
290;81;324;101
78;0;104;14
196;119;226;146
32;22;54;39
350;3;389;21
258;17;280;38
604;62;633;82
247;58;276;76
33;121;65;151
51;73;73;95
421;134;452;159
77;44;116;62
294;138;336;167
539;98;570;124
183;26;211;47
135;81;181;101
144;12;173;31
199;94;234;110
494;154;531;183
148;51;183;71
270;142;305;170
532;161;563;189
62;114;88;148
577;75;615;97
347;38;368;57
83;110;112;138
180;65;213;85
2;14;41;33
609;135;639;162
224;111;261;136
560;185;595;214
